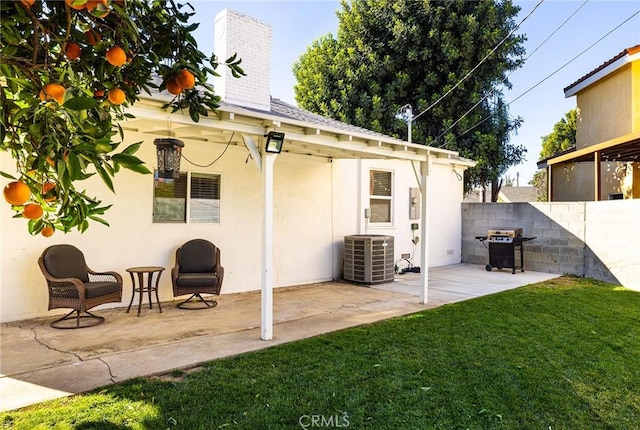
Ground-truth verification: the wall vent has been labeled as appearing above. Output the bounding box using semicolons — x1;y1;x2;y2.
344;235;395;284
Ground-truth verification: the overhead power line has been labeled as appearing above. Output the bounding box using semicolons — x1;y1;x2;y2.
412;0;545;122
455;8;640;142
428;0;590;146
507;9;640;106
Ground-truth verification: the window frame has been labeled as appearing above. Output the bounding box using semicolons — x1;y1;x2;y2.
152;170;221;224
368;169;394;225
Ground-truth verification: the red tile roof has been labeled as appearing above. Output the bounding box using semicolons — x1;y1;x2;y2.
563;44;640;94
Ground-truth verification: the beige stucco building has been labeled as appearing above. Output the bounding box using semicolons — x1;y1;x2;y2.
539;45;640;201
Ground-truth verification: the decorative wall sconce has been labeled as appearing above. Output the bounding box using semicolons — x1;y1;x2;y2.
154;138;185;179
265;131;285;154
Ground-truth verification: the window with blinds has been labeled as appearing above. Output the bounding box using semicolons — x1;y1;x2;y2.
153;171;220;223
190;173;220;223
369;170;392;223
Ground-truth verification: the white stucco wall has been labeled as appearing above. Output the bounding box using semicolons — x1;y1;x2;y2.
330;157;465;277
426;160;466;266
1;135;467;323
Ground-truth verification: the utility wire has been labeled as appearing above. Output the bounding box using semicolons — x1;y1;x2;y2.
181;131;236;167
412;0;545;122
429;0;590;146
455;8;640;141
508;9;640;106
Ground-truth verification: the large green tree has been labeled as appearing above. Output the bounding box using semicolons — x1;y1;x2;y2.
531;109;577;201
1;0;243;236
293;0;526;195
539;108;577;159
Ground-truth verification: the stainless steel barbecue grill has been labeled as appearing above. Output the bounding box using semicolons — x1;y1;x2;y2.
476;228;535;274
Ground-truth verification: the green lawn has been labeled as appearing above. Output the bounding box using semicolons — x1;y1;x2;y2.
2;277;639;429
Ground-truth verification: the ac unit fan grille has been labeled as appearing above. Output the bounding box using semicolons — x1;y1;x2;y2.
344;235;394;284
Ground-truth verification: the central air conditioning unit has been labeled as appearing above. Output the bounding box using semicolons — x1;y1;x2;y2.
344;235;395;284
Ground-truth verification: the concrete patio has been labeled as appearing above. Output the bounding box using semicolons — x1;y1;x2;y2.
0;264;559;412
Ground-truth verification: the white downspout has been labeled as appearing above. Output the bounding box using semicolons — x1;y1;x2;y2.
261;152;277;340
419;154;430;304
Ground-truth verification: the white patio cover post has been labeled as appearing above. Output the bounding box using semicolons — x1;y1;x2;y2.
419;157;430;304
261;151;277;340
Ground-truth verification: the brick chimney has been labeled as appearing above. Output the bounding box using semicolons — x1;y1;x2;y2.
214;9;272;111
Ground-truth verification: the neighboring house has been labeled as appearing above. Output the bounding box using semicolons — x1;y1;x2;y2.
497;186;537;202
0;10;474;329
463;189;484;203
464;186;537;203
537;45;640;201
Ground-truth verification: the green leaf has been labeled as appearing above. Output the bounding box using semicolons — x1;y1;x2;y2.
189;107;200;122
185;23;199;32
0;171;17;180
121;142;143;155
63;97;99;111
66;153;83;181
124;163;152;175
94;163;115;193
110;153;143;167
88;215;110;227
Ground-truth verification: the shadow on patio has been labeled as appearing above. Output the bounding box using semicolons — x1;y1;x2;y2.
0;264;559;412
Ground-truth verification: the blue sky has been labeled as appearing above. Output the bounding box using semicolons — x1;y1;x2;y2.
189;0;640;185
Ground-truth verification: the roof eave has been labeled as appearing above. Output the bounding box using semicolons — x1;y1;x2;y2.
133;94;462;161
564;48;640;97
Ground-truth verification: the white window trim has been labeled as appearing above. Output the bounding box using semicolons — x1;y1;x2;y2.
153;170;221;224
368;168;394;227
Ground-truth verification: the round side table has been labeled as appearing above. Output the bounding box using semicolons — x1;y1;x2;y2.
126;266;165;316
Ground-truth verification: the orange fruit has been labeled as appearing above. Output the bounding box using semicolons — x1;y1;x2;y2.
20;0;35;7
87;0;109;18
93;89;105;99
39;83;66;104
108;88;126;105
166;78;183;95
65;0;86;10
65;42;82;60
106;46;126;67
85;29;101;46
41;226;55;237
23;203;43;220
4;181;31;205
176;69;195;89
42;182;57;202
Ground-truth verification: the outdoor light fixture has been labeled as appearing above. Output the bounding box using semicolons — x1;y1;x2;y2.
265;131;285;154
154;138;185;179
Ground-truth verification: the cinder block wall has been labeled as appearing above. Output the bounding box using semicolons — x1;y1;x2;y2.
462;200;639;290
583;200;640;286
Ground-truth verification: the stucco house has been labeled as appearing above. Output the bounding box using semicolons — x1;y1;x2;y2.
0;10;474;337
538;45;640;201
497;186;537;202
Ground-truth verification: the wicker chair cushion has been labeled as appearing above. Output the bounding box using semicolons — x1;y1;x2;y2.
179;240;217;273
43;245;90;282
85;282;121;298
50;282;120;299
176;273;219;288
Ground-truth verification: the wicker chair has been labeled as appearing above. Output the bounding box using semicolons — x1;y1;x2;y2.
171;239;224;309
38;244;123;329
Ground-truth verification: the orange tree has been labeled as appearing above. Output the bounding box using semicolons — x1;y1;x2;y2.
0;0;243;235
